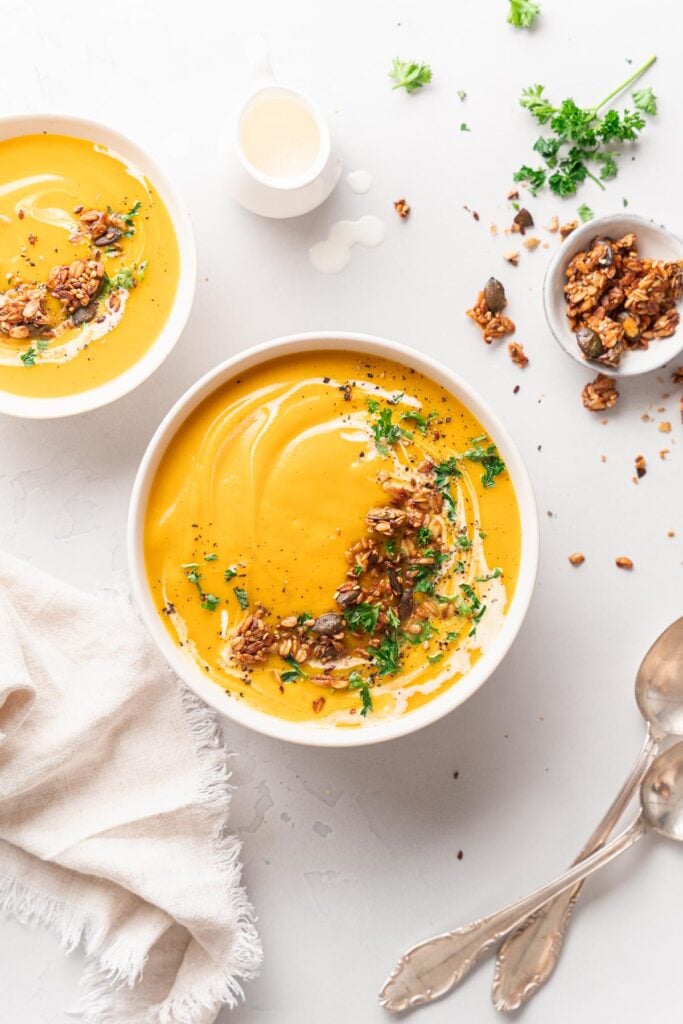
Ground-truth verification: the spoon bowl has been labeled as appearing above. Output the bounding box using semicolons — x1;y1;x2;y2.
641;740;683;841
636;617;683;738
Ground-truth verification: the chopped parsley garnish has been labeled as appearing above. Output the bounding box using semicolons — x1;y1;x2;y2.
348;670;373;716
387;391;404;404
101;267;136;294
417;526;432;547
344;602;380;634
371;407;412;455
457;90;467;102
463;436;506;488
137;259;148;281
507;0;540;29
460;122;471;132
372;631;401;676
297;612;313;625
401;409;437;434
446;631;460;642
513;55;657;197
121;200;141;236
475;568;503;582
386;607;401;630
389;58;432;94
456;534;472;550
234;587;249;610
224;567;238;581
20;346;37;366
404;620;437;645
457;583;487;634
433;457;462;519
353;564;363;576
427;653;443;664
385;539;397;556
367;398;380;413
204;553;218;561
281;654;307;682
201;593;220;612
577;203;594;223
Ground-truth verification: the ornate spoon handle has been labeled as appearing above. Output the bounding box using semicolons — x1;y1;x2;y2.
379;816;646;1014
492;728;659;1013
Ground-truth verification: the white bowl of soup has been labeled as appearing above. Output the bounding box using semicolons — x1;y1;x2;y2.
0;113;196;418
128;334;539;747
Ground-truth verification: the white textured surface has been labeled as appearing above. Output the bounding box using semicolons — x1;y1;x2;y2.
0;1;681;1021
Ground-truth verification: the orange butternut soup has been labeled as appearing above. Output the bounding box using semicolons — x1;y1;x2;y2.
144;351;521;728
0;133;180;398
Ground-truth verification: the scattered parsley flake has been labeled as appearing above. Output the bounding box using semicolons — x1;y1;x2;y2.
578;203;594;222
281;654;307;682
372;631;401;676
371;407;412;455
224;567;238;581
401;409;437;434
460;122;471;132
204;552;218;561
201;593;220;612
457;90;467;102
234;587;249;610
475;568;503;582
20;347;37;366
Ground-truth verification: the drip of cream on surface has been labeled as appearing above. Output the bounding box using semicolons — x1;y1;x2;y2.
309;215;386;273
345;169;373;194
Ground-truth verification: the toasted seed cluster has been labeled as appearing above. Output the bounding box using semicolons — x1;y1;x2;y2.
565;233;683;368
581;373;620;412
70;207;128;250
0;282;50;339
48;259;106;315
507;341;529;368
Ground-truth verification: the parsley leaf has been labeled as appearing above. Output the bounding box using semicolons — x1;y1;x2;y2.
204;552;218;561
348;670;373;716
19;346;37;366
281;654;307;682
401;409;437;434
507;0;541;29
371;407;412;455
201;593;220;611
224;567;238;581
433;457;462;520
457;89;467;102
372;631;401;676
344;602;380;634
389;58;432;94
632;86;657;116
577;203;594;222
460;122;471;132
475;568;503;582
463;436;506;488
234;587;249;610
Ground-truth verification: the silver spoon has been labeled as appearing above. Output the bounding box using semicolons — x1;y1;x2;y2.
379;739;683;1015
493;616;683;1011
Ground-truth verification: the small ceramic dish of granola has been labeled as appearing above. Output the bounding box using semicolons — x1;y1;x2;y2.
543;214;683;377
128;333;538;747
0;113;196;418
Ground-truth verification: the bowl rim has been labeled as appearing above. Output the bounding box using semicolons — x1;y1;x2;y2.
0;110;197;419
542;212;683;378
127;332;539;748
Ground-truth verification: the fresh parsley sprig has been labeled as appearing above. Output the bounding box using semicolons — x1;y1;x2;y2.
348;670;373;716
514;56;657;197
389;58;432;94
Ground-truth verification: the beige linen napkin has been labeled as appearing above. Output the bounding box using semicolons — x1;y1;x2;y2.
0;551;261;1023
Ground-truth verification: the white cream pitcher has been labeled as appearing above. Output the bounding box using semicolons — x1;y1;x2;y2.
225;36;341;218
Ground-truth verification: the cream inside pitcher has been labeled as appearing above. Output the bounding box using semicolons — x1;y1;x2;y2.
226;36;341;218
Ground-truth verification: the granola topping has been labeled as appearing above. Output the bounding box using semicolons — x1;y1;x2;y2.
467;280;515;343
0;282;50;339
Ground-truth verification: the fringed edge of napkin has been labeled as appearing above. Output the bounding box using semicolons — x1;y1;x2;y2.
0;689;262;1024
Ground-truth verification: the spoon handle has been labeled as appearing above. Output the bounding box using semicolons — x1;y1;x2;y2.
379;816;646;1015
492;728;658;1012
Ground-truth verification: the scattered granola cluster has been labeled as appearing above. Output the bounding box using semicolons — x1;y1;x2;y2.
565;232;683;368
467;277;516;343
70;206;130;250
0;282;50;339
581;373;619;412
